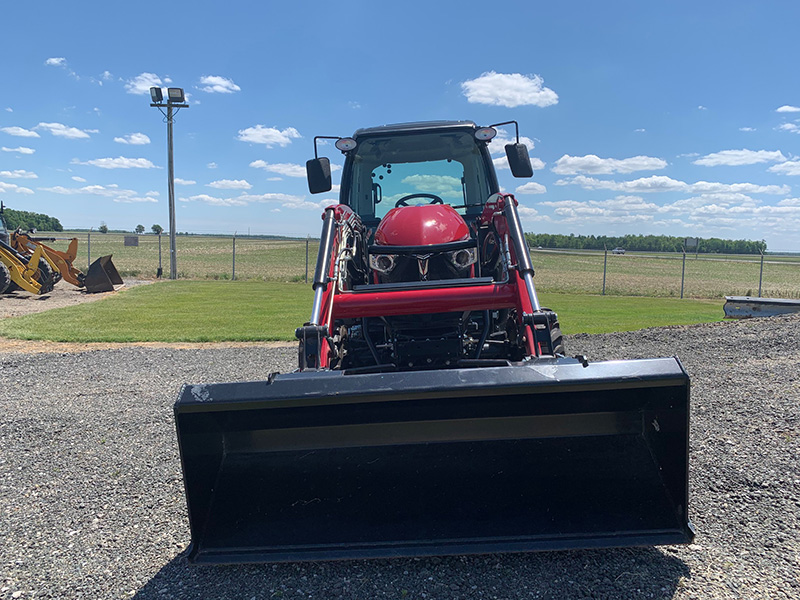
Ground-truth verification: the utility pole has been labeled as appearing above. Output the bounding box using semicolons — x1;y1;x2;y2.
150;87;189;280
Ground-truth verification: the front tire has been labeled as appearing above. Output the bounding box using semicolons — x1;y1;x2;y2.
0;263;11;294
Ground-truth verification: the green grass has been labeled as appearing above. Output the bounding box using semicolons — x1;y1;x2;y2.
0;281;723;343
539;293;722;335
0;281;313;343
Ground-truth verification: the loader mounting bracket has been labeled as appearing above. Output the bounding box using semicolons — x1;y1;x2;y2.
296;324;329;370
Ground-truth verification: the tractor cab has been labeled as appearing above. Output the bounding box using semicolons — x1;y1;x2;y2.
307;121;533;285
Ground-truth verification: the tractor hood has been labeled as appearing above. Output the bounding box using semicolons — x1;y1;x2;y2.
375;205;470;246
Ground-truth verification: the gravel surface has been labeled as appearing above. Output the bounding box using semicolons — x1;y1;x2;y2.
1;315;799;599
0;279;152;319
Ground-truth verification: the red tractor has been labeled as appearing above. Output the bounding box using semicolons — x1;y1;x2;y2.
175;120;693;564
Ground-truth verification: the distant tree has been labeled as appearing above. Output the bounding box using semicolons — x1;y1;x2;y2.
151;224;163;234
98;222;109;234
2;207;63;232
135;224;145;234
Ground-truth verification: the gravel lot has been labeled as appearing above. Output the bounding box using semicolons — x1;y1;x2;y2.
1;315;798;599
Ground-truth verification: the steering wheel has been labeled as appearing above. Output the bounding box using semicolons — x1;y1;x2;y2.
395;193;445;208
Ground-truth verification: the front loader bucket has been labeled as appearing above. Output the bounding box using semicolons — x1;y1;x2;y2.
174;357;693;564
84;254;122;293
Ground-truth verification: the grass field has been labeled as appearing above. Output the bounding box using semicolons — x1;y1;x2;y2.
0;281;723;342
29;231;800;299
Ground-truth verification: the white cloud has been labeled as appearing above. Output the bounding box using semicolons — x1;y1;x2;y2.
1;126;40;138
281;198;338;211
552;154;668;175
207;179;252;190
207;162;218;169
556;174;790;195
1;146;35;154
5;108;12;112
74;157;157;169
181;194;248;207
739;127;756;132
35;122;92;139
778;198;800;206
198;75;240;93
71;176;86;182
693;149;786;167
698;105;708;110
238;192;306;204
768;160;800;176
113;196;158;204
0;170;37;179
540;195;661;225
515;182;547;195
0;182;34;194
45;57;66;66
125;72;170;95
250;161;306;177
175;178;196;185
776;105;800;113
114;132;151;145
40;184;139;199
517;205;539;218
777;123;800;134
461;72;558;108
634;128;646;133
237;125;301;147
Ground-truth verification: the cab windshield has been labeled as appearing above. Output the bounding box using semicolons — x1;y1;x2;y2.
344;131;492;221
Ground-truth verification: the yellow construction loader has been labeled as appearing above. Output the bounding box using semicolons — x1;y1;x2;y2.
1;203;121;293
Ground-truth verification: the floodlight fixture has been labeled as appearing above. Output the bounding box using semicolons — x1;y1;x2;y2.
167;87;185;103
149;85;189;280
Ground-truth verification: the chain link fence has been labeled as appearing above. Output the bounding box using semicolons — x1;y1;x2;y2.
44;232;800;299
530;248;800;299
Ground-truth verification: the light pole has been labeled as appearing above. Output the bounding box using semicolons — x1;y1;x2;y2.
150;87;189;280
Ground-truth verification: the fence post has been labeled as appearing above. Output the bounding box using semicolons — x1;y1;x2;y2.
157;232;163;278
305;235;310;284
602;245;607;295
758;249;764;297
232;232;237;281
680;246;686;299
87;228;92;270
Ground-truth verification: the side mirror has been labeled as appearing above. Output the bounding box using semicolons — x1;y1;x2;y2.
306;157;332;194
505;143;533;178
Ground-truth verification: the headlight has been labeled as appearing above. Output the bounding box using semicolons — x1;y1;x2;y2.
448;247;477;269
369;254;397;273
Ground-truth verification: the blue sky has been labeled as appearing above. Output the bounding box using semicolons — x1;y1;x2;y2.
1;1;799;250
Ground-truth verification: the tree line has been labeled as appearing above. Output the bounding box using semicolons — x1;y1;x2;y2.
1;207;63;232
525;233;767;254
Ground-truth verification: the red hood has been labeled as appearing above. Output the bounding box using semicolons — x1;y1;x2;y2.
375;205;470;246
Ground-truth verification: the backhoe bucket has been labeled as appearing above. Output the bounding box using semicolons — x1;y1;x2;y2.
84;255;122;293
175;357;693;564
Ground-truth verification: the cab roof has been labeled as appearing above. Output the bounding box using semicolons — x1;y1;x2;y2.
352;120;478;140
